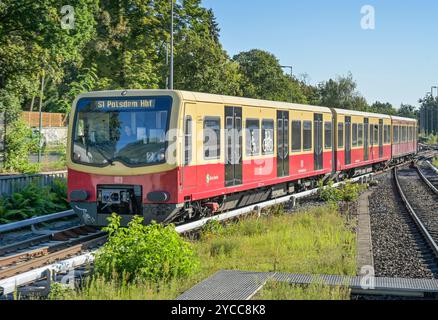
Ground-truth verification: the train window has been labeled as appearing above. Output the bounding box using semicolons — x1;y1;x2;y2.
370;125;374;145
262;119;274;155
291;121;301;152
408;126;412;142
402;126;407;142
358;124;363;146
324;122;332;149
303;121;312;151
352;123;358;146
338;123;344;148
394;126;399;143
383;125;389;144
373;125;379;145
184;116;192;165
245;119;260;156
203;117;221;160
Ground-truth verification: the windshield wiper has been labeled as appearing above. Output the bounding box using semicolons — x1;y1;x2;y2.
93;144;115;166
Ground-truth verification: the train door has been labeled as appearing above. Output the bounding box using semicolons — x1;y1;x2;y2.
277;111;290;177
364;118;369;161
314;113;323;171
379;119;384;158
345;116;351;165
182;103;197;189
225;106;242;187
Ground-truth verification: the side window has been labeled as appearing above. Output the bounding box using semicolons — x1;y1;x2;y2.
358;124;363;146
184;116;192;165
352;123;358;146
394;126;399;143
203;117;221;160
246;119;260;156
324;121;332;149
373;125;379;145
338;122;344;148
262;119;274;155
303;121;312;151
292;121;302;152
370;124;374;145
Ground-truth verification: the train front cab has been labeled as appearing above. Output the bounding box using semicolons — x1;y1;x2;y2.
332;109;391;177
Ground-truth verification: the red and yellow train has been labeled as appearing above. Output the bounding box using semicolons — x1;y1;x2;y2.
67;90;417;226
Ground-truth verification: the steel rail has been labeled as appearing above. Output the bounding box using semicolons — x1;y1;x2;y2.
416;164;438;195
393;167;438;259
0;210;75;234
0;234;107;280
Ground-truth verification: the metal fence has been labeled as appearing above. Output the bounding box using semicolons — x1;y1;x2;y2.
0;170;67;197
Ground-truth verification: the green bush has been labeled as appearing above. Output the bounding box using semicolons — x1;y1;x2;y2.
4;119;41;173
0;179;69;224
318;180;365;203
94;214;199;282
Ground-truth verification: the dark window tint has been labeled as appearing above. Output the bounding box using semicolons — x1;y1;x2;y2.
303;121;312;151
184;116;192;165
358;124;363;146
352;123;358;146
292;121;302;152
324;121;332;149
338;123;344;148
246;119;260;156
373;125;379;144
203;117;221;160
262;119;274;155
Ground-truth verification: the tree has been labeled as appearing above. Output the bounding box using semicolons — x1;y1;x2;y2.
317;73;369;111
173;30;242;95
369;101;397;116
397;104;417;119
233;49;307;103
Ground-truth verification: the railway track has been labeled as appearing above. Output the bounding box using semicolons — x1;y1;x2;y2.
393;163;438;276
0;225;106;280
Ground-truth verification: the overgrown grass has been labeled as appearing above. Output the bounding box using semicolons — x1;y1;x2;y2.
54;205;356;300
433;157;438;168
254;281;350;300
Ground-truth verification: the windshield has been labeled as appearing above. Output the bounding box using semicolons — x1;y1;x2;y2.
72;96;172;167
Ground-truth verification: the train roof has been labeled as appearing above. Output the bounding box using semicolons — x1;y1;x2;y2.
390;115;417;123
176;90;332;113
332;108;391;119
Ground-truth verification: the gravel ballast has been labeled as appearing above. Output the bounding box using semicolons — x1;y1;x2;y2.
369;173;435;279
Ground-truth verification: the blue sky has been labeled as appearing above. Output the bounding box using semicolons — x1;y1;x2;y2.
201;0;438;109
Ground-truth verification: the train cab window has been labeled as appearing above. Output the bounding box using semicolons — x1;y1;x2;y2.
303;121;312;151
292;121;301;152
373;125;379;145
352;123;358;146
246;119;260;156
262;119;274;155
338;123;344;148
324;121;332;149
184;116;192;165
358;124;363;146
203;117;221;160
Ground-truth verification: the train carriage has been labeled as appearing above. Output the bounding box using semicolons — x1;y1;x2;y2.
332;109;392;176
391;116;417;161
